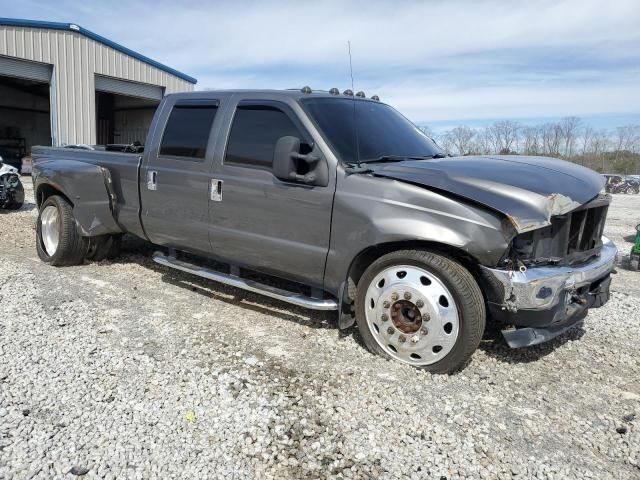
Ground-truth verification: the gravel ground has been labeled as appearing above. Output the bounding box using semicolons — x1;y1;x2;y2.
1;179;639;480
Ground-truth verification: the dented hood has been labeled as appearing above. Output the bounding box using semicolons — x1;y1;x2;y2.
370;155;605;233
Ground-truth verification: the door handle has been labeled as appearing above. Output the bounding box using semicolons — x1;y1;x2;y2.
211;179;223;202
147;170;157;191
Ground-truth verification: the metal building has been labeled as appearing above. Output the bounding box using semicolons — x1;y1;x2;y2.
0;18;196;168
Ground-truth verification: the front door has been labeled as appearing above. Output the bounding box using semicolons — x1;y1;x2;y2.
140;98;220;255
209;98;335;288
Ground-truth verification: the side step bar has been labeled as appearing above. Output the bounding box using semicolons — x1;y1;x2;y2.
152;251;338;311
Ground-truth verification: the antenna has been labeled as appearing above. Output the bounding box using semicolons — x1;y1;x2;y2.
348;41;361;166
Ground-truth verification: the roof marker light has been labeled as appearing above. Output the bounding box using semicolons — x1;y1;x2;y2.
329;88;340;95
343;89;353;96
355;91;365;98
301;86;312;94
371;95;380;101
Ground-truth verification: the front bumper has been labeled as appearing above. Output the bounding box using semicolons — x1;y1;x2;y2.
481;236;617;347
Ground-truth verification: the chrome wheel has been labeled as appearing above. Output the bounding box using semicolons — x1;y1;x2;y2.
40;205;60;256
364;265;460;366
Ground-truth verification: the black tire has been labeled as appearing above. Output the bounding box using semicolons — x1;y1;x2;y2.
355;249;485;374
36;195;88;266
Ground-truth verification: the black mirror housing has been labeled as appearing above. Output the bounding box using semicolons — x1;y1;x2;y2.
273;136;301;182
273;136;328;186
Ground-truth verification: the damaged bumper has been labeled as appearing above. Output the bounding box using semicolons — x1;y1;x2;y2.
481;236;617;347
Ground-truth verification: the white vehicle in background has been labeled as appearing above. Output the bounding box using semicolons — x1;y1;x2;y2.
0;155;24;210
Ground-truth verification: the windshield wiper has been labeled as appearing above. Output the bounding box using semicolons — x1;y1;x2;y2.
345;153;448;173
359;153;447;164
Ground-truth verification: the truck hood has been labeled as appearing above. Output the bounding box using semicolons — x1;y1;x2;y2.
369;155;605;233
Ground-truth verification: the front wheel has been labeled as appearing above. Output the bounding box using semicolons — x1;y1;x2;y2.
355;250;485;374
36;195;88;266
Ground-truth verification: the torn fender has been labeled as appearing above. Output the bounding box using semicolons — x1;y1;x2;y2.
33;159;123;236
369;155;604;233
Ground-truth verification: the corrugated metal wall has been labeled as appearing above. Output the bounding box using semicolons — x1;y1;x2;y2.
0;25;194;145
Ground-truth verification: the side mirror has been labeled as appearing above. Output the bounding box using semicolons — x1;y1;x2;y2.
273;136;325;185
273;136;301;181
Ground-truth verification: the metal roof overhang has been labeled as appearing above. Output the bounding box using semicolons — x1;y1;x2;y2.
0;17;197;84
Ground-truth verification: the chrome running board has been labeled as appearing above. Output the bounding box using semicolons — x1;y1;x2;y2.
152;251;338;311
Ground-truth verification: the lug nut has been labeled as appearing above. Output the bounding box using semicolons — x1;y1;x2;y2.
411;335;419;343
381;313;389;322
398;335;406;343
416;299;424;308
423;313;431;322
404;292;412;300
387;327;395;335
391;292;399;301
382;300;390;308
421;328;428;335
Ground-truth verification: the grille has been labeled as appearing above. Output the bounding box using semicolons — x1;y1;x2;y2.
510;195;610;267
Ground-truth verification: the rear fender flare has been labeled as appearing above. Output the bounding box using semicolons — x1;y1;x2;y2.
34;159;123;236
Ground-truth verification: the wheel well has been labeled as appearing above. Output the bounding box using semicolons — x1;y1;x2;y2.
36;184;72;208
345;240;485;301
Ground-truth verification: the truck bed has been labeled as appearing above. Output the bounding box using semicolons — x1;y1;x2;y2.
31;146;143;236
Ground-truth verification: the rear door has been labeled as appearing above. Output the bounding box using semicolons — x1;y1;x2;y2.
208;96;336;288
140;96;223;255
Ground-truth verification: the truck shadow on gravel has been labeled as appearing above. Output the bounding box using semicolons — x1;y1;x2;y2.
479;322;585;364
112;235;337;330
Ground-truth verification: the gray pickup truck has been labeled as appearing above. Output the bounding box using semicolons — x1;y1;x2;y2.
32;88;617;373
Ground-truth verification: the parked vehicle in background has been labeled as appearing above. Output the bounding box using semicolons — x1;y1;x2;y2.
625;175;640;193
0;155;24;210
603;174;639;194
31;88;617;373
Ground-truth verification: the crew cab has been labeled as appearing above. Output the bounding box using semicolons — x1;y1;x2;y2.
31;88;617;373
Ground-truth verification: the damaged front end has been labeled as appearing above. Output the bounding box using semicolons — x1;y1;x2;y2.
481;194;617;347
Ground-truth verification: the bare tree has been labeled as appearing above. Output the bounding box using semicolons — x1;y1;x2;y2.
541;123;562;156
448;126;475;155
559;116;581;157
489;120;520;154
417;118;636;173
615;125;640;152
436;132;455;155
521;125;542;155
474;128;494;155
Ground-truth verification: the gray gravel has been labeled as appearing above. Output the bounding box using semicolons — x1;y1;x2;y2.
1;179;639;479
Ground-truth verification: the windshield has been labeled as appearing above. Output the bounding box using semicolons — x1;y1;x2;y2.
301;97;442;164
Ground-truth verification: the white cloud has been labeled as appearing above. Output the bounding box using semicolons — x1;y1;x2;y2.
3;0;640;123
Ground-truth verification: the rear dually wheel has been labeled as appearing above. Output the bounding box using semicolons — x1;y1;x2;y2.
36;195;88;266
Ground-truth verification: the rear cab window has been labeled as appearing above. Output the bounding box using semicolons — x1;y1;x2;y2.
160;100;219;160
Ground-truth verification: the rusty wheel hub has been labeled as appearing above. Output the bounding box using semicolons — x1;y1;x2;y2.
390;300;422;334
364;265;460;366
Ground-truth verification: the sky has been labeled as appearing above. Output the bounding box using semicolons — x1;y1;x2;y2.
1;0;639;131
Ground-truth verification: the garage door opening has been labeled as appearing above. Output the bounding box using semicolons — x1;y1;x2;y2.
95;91;160;148
0;76;51;172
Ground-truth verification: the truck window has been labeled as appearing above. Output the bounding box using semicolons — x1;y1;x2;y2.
160;103;218;159
225;104;304;169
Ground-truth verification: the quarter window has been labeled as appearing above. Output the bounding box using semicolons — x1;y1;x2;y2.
225;104;304;168
160;103;218;159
